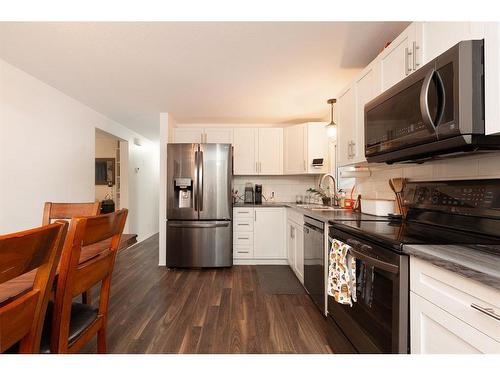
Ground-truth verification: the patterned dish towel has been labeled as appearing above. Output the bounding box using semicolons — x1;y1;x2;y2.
328;239;357;306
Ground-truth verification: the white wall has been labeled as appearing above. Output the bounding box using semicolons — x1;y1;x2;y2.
233;175;320;204
0;59;159;242
158;112;175;266
352;153;500;201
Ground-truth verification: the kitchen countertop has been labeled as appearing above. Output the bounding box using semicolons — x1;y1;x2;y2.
404;244;500;290
233;202;388;223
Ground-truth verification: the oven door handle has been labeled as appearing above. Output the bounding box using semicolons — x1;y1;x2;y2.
341;238;400;274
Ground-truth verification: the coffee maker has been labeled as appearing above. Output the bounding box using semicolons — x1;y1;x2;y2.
244;183;254;204
254;184;263;204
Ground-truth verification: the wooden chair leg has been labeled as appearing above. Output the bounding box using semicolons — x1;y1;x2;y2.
82;290;92;305
97;327;107;354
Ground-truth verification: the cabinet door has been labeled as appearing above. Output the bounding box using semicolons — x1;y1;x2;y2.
352;64;380;164
380;24;416;91
284;124;307;174
411;292;500;354
172;128;203;143
254;208;285;259
258;128;283;175
204;128;233;144
336;85;356;167
287;220;296;267
418;22;485;65
233;128;257;175
306;123;329;173
294;223;304;284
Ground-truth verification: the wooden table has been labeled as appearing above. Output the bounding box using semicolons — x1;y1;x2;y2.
0;234;137;306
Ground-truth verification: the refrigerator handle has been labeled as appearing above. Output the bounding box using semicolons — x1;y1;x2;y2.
199;149;204;211
194;150;198;210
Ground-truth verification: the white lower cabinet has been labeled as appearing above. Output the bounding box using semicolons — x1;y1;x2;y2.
233;207;286;263
286;209;304;284
410;257;500;353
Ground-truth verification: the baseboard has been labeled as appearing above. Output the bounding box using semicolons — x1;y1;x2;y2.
233;258;288;265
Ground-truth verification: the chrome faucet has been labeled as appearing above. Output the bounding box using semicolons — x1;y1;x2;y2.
319;173;338;207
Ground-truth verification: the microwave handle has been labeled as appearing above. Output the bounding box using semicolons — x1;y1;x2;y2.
420;69;446;133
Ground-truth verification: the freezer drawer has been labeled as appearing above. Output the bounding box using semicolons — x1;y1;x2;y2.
166;220;233;267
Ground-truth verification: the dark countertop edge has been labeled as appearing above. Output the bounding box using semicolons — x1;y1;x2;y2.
403;245;500;291
233;202;383;223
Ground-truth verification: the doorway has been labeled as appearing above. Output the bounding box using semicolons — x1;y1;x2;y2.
95;129;129;231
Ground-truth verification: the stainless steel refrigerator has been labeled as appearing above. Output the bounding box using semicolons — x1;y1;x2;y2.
166;143;232;267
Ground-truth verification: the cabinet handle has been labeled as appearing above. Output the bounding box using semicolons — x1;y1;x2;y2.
413;41;419;70
238;237;249;240
259;161;262;173
406;47;413;75
254;211;257;221
237;250;250;254
351;141;356;158
303;160;306;171
255;161;258;173
471;303;500;321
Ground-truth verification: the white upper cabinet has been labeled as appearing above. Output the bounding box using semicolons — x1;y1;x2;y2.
284;123;329;174
172;127;203;143
258;128;283;175
336;84;356;167
204;128;233;144
380;23;422;91
173;127;233;144
233;127;283;175
306;123;329;174
417;22;485;65
284;124;307;174
233;128;258;175
352;62;382;164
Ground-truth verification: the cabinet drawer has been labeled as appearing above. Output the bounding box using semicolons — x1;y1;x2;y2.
234;218;254;232
410;257;500;342
233;233;253;246
411;292;500;353
287;208;304;226
233;207;254;218
234;245;253;259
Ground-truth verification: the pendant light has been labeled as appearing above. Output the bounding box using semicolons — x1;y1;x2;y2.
326;98;337;139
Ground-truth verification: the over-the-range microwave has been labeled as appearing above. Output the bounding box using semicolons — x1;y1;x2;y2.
364;40;500;164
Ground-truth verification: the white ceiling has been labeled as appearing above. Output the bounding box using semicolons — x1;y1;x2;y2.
0;22;409;140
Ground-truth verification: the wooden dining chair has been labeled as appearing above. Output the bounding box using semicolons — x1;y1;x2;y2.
42;202;101;305
0;222;67;353
39;209;128;354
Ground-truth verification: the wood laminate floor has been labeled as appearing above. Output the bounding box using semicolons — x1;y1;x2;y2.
82;234;333;354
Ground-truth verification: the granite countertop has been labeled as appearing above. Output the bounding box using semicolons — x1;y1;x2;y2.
404;244;500;290
233;202;387;223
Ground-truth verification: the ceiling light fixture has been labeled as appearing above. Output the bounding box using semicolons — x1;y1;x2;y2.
326;98;337;139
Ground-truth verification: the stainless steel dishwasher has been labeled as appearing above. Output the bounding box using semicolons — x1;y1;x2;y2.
303;215;325;314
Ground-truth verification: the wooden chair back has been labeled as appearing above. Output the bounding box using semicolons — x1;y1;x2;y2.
0;222;67;353
42;202;101;225
50;209;128;353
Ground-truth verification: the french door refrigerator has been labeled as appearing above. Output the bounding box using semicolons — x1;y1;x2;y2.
166;143;233;267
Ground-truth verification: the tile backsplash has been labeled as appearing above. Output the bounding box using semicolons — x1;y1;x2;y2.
233;175;320;203
353;152;500;200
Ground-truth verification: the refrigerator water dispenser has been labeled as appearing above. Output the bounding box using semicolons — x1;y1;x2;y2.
174;178;192;208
